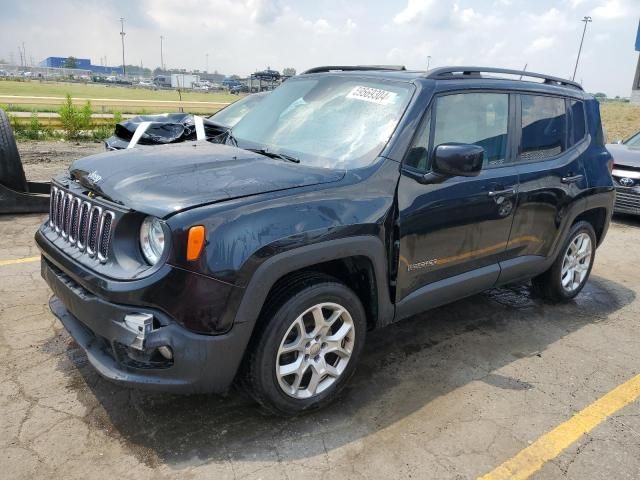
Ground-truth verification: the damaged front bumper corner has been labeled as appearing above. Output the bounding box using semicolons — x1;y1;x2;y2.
43;258;253;394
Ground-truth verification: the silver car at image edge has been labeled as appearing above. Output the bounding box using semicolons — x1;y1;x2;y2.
607;130;640;215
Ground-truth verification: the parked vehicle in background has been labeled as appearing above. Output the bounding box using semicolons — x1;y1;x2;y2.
209;92;268;128
222;78;242;89
103;92;269;149
37;66;614;416
153;75;172;88
607;130;640;215
230;84;249;94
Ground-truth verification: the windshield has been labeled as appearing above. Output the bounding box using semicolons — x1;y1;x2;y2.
209;93;267;128
624;131;640;147
229;76;413;169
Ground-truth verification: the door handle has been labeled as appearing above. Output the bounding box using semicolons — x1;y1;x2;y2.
488;188;515;197
561;174;584;184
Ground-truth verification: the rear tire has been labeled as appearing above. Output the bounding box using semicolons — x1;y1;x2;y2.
0;109;27;192
531;221;596;302
242;272;366;416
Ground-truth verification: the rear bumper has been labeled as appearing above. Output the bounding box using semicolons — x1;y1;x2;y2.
43;258;252;394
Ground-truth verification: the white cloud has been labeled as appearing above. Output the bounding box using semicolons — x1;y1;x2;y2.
393;0;437;24
591;0;631;20
248;0;283;24
528;8;572;32
526;36;556;53
345;18;358;34
313;18;331;34
568;0;586;8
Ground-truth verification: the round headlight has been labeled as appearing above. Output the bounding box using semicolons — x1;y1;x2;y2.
140;216;165;265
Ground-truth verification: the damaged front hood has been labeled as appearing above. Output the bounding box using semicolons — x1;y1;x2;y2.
69;142;345;217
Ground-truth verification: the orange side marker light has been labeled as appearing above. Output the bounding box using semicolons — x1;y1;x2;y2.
187;225;206;261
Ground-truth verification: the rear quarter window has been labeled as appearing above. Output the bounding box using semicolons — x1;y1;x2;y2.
568;99;586;146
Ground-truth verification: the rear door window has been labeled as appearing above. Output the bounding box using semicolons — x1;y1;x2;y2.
520;95;567;162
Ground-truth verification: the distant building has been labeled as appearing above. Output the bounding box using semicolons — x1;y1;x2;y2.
39;56;123;75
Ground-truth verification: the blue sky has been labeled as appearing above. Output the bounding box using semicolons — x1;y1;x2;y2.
0;0;638;96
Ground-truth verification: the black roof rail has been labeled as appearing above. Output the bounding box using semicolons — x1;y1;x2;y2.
302;65;407;75
425;66;583;91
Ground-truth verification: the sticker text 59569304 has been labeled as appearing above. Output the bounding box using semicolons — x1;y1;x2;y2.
346;86;397;105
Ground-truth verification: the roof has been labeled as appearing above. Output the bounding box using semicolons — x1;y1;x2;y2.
300;65;584;95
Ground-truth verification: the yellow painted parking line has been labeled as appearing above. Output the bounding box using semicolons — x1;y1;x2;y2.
479;373;640;480
0;256;40;267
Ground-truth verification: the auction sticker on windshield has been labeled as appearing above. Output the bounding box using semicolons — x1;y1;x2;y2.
347;86;397;105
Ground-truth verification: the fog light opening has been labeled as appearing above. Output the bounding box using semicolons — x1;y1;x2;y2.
158;345;173;360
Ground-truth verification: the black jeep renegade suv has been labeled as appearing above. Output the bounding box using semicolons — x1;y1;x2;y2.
37;66;614;415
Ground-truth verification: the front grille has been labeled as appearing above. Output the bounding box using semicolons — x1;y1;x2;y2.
49;186;116;262
614;187;640;212
78;201;91;249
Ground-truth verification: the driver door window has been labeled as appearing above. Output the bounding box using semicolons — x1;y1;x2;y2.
405;92;509;172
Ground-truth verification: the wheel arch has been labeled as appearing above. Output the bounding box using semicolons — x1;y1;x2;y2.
572;206;609;246
233;236;394;333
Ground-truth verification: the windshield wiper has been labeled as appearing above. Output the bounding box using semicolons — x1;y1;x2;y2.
247;148;300;164
224;129;239;147
222;131;300;163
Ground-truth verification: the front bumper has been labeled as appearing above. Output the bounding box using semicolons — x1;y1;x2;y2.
42;258;252;394
613;186;640;215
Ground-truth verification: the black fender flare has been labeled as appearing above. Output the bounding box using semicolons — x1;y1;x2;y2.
230;236;395;331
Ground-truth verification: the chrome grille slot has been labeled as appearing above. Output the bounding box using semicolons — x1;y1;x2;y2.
55;189;64;232
98;211;115;261
47;185;116;263
77;201;91;250
68;197;81;244
62;193;73;238
49;186;58;227
86;206;102;256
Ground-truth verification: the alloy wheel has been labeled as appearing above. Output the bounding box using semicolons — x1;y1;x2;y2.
276;302;355;399
561;232;592;293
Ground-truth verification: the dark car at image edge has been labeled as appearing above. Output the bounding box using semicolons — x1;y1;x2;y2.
36;65;614;415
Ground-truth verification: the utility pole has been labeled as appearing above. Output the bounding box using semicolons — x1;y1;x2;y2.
427;56;431;70
572;16;592;81
22;42;26;66
120;17;126;77
205;53;209;73
160;35;164;70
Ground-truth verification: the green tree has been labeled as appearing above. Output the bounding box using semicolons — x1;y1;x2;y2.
64;57;78;69
282;67;296;76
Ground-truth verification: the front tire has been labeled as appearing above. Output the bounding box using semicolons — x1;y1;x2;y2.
242;273;366;416
532;221;596;302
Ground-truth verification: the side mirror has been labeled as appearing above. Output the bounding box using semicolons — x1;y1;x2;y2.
432;143;484;177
